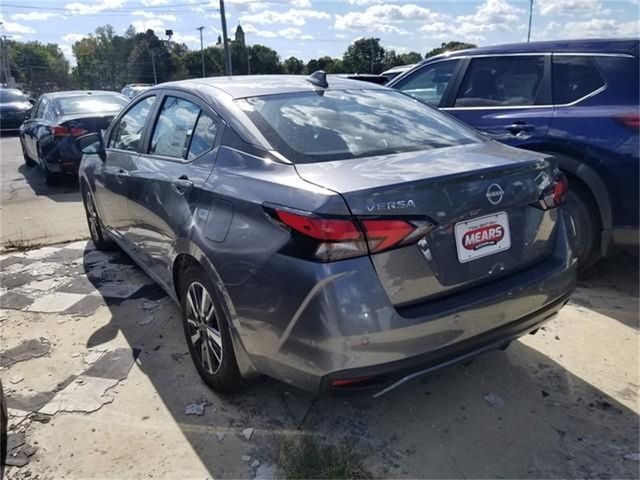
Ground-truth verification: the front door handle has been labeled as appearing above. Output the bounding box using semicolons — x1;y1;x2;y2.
115;169;129;183
172;177;194;194
505;122;535;134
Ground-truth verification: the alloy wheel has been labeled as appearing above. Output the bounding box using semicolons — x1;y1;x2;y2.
186;281;223;374
85;192;100;242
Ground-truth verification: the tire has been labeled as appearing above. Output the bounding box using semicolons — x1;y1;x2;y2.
20;137;36;167
179;265;244;393
565;183;601;272
81;185;115;251
39;145;60;186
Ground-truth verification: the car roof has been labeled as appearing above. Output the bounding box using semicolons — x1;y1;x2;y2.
158;74;388;100
43;90;125;99
382;64;415;74
422;38;639;63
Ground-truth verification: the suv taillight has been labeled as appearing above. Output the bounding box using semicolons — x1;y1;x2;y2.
269;208;433;262
537;171;568;210
617;114;640;132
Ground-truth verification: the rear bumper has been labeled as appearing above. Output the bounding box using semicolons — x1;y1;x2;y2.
41;137;82;175
232;215;577;394
324;291;570;396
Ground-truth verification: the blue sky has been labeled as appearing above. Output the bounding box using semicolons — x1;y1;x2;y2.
0;0;638;64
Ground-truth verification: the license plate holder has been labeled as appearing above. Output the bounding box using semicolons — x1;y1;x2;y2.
454;212;511;263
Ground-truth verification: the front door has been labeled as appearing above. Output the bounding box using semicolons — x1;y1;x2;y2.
126;93;221;285
442;55;553;149
96;95;158;242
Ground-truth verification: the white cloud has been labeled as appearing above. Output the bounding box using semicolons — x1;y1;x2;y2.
141;0;169;5
334;4;442;34
65;0;126;15
132;19;166;32
537;0;601;15
172;32;200;46
240;8;330;26
59;44;77;66
348;0;383;4
62;33;88;42
387;44;409;53
132;10;177;21
291;0;311;7
0;17;36;35
540;18;640;38
456;0;524;35
336;33;348;38
11;12;66;21
243;23;313;40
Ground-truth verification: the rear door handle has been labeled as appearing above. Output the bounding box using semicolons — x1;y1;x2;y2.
172;177;194;194
505;122;535;134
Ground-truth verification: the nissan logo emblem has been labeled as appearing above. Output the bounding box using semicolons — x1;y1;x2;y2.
486;183;504;205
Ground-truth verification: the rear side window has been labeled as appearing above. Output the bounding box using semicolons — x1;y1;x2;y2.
237;89;482;163
394;60;459;106
552;56;605;105
455;56;546;107
187;114;218;160
110;95;156;151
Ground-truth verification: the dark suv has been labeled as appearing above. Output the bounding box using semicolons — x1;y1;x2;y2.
389;38;639;270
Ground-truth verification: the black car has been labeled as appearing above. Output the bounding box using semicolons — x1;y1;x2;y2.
19;90;129;184
0;88;32;131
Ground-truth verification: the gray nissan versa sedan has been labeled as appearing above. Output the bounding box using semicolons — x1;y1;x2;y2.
77;73;576;395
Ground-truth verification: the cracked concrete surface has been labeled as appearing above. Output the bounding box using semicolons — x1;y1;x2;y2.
1;241;638;479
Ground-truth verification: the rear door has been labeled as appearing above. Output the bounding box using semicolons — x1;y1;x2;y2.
126;91;222;284
22;97;46;160
96;94;158;243
442;54;554;149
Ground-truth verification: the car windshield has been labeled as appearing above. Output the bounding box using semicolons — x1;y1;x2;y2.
0;90;28;103
236;89;481;163
57;94;128;115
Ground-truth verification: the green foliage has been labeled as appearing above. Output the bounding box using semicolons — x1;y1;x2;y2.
276;436;372;480
283;56;304;74
342;37;386;74
5;40;70;95
5;26;466;92
425;41;477;58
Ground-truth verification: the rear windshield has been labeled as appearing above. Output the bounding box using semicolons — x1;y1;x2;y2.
0;90;28;103
57;94;128;115
236;89;481;163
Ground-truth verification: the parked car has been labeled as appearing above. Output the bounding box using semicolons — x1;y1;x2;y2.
77;74;576;394
0;88;33;131
121;83;152;99
381;63;416;82
336;73;389;85
388;38;640;270
19;90;129;184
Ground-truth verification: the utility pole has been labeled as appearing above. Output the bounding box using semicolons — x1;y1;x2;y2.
527;0;533;42
370;39;374;74
150;49;157;84
197;26;206;78
219;0;232;76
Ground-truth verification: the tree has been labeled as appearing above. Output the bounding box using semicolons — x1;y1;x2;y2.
425;41;476;59
342;38;385;74
283;56;304;74
247;45;281;74
7;40;70;94
399;52;422;65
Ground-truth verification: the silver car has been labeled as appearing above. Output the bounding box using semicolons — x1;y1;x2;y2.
77;74;576;395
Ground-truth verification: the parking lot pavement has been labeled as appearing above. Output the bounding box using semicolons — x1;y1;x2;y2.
1;240;638;479
0;133;88;250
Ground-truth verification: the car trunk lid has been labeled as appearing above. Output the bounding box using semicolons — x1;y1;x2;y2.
294;141;562;306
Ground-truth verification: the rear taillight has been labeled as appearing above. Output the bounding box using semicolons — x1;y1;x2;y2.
270;208;432;262
537;171;568;210
617;114;640;132
50;126;88;138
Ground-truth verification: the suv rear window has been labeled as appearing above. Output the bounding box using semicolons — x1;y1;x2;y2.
236;89;481;163
455;56;546;107
552;55;605;105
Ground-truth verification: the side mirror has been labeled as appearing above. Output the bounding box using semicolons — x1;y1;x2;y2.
28;97;35;105
76;132;106;161
23;110;31;120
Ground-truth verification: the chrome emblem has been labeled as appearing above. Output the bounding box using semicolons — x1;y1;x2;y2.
486;183;504;205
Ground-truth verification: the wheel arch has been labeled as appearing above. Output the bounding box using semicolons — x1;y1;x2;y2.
171;243;258;378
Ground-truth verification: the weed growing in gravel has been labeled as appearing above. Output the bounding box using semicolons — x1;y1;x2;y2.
276;435;372;479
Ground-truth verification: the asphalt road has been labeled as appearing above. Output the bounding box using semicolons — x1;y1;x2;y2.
0;133;88;249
